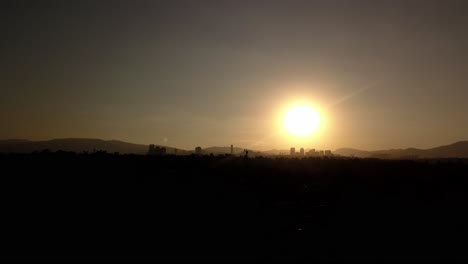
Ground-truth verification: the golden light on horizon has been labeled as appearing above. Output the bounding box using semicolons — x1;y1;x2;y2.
283;105;321;137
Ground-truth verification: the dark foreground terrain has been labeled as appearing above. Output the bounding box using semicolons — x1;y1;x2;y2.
1;152;468;261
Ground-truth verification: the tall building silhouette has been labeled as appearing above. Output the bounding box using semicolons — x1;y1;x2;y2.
148;144;155;155
195;146;202;155
148;144;166;155
290;147;295;156
230;144;233;155
300;148;304;156
307;149;317;157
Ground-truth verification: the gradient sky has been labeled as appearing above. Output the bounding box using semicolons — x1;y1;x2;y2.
1;0;468;151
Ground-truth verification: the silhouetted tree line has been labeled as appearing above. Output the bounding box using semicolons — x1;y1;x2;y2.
1;152;468;260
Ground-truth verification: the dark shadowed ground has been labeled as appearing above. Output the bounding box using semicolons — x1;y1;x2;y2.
1;152;468;261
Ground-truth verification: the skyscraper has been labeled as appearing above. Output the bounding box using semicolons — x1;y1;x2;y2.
300;148;304;156
290;147;295;156
307;149;317;157
148;144;155;155
230;144;233;155
195;146;202;155
148;144;166;155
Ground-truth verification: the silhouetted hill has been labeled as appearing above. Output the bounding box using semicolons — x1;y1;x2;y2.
424;141;468;158
0;138;149;154
202;146;245;155
335;141;468;159
0;139;32;145
332;148;372;158
0;139;246;155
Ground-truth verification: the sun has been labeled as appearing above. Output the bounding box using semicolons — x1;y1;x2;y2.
284;105;321;137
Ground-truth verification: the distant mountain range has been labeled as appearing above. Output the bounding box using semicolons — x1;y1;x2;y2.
0;138;150;154
0;139;244;156
202;146;245;155
334;141;468;159
0;139;263;156
1;138;468;158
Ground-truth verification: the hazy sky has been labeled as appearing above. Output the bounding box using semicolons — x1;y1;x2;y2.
2;0;468;151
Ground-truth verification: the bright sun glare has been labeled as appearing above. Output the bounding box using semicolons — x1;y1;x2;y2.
284;105;321;137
